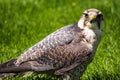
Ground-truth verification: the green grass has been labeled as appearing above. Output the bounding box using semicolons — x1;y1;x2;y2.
0;0;120;80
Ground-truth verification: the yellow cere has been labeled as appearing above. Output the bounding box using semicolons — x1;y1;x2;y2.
89;14;96;20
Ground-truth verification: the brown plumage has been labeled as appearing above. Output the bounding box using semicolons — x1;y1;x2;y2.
0;8;103;80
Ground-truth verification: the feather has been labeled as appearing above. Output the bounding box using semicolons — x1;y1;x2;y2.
15;24;79;65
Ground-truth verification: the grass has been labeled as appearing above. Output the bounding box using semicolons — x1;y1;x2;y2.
0;0;120;80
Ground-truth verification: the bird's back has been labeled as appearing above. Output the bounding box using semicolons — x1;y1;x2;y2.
15;23;84;66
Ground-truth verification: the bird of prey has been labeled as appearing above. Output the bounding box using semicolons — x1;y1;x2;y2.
0;8;104;80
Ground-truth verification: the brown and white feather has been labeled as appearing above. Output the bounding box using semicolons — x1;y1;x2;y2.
0;8;103;80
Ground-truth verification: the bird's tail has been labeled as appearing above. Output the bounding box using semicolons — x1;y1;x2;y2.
0;58;32;79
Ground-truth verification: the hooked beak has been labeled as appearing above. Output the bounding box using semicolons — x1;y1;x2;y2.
88;14;96;23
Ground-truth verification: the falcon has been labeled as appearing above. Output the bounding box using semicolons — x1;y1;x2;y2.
0;8;104;80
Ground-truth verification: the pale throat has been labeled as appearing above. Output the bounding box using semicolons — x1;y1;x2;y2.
86;29;101;46
78;19;102;44
81;25;102;46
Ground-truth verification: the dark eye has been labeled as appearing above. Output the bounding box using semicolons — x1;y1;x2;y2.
97;14;101;18
97;14;103;20
83;13;88;17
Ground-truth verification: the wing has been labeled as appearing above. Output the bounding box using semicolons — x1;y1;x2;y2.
45;42;93;75
15;24;76;65
14;23;93;75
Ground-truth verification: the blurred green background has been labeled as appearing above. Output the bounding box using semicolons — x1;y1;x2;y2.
0;0;120;80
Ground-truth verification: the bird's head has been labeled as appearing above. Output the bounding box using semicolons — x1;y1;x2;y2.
78;8;104;30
